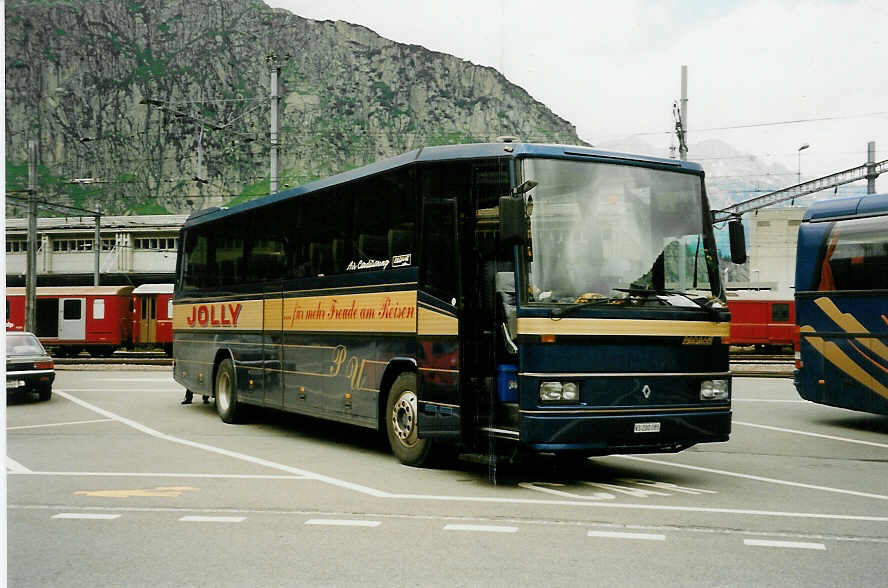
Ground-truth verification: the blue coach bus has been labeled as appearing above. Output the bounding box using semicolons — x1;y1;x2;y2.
173;142;738;466
794;193;888;414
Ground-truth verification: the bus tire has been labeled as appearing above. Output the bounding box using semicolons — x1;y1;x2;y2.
385;372;433;466
214;358;242;424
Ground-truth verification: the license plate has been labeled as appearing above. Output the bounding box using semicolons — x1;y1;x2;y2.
7;380;24;389
634;422;661;433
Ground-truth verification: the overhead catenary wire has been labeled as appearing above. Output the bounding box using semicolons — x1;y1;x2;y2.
597;111;888;141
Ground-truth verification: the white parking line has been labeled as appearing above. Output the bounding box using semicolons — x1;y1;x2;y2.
97;378;177;382
6;457;32;473
179;516;246;523
587;530;665;541
61;389;183;394
732;399;806;403
734;420;888;449
304;519;381;527
8;471;309;480
444;524;518;533
8;418;114;430
52;513;120;520
744;539;826;550
616;455;888;501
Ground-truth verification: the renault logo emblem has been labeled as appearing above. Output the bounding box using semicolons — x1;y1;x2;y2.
642;385;652;399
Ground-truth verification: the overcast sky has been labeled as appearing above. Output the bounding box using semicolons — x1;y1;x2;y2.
266;0;887;188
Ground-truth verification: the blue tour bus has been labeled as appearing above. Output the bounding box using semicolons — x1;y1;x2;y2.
794;193;888;414
173;142;736;466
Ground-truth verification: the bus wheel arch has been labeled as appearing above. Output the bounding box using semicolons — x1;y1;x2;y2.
385;371;433;466
376;359;418;434
213;350;242;424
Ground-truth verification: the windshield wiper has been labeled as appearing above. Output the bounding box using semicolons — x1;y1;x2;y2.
614;287;725;317
548;297;626;319
614;287;699;302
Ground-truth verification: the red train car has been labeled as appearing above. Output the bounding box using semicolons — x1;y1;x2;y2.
6;286;134;356
725;292;800;351
131;284;174;354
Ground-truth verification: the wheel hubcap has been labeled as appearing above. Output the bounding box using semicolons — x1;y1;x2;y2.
391;390;418;447
217;371;231;412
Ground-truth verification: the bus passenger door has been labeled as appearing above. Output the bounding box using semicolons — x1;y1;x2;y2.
58;298;86;341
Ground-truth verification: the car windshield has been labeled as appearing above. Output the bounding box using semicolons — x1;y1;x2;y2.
520;157;722;305
6;333;46;355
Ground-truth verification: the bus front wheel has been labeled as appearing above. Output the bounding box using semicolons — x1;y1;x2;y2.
386;373;433;466
215;358;242;424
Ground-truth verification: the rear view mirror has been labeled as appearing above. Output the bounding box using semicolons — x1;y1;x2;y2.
499;196;526;246
728;219;747;265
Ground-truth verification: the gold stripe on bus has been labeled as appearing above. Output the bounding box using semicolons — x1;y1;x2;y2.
417;307;459;336
516;317;729;338
799;326;888;400
814;297;888;363
267;290;418;334
173;299;264;331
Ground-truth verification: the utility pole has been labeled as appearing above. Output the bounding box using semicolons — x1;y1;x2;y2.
270;66;281;194
866;141;877;194
26;140;38;333
676;66;689;288
679;65;688;161
94;205;101;286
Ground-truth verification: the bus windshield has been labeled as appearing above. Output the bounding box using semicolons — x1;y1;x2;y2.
520;158;721;305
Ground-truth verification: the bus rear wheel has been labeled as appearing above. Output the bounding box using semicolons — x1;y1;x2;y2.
215;358;242;424
385;373;433;466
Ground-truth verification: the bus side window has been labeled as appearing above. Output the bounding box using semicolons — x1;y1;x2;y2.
420;163;468;304
246;207;288;283
182;231;210;292
421;199;458;304
820;216;888;291
351;169;414;269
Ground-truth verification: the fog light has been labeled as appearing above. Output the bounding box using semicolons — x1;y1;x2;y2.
540;381;563;402
562;382;579;401
701;379;729;400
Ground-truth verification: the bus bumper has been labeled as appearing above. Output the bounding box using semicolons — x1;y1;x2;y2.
519;409;731;455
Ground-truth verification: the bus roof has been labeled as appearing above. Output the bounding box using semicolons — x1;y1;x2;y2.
802;193;888;222
184;142;705;229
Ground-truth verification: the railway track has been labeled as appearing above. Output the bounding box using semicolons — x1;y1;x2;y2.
53;351;172;366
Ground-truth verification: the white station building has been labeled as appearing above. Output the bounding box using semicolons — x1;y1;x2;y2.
5;214;187;286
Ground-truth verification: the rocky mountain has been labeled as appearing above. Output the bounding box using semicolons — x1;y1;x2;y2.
5;0;583;215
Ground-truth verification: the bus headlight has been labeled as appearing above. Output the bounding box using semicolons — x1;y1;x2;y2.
540;381;579;403
700;379;729;400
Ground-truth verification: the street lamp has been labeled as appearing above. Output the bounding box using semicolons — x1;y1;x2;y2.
797;143;810;184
